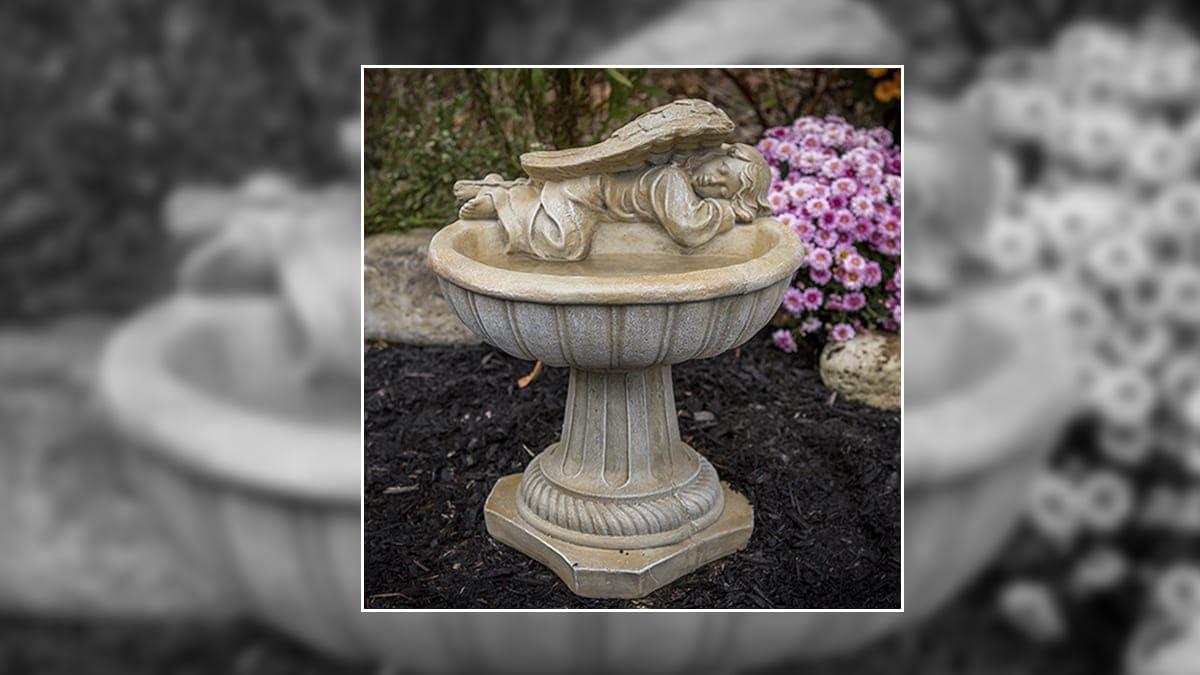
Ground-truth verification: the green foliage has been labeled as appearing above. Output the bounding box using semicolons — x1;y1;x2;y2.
363;68;660;235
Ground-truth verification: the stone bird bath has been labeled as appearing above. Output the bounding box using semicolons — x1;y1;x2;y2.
429;100;805;597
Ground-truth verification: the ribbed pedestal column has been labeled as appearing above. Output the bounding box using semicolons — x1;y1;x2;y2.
515;366;725;550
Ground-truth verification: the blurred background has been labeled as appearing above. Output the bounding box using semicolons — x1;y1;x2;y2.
4;0;1200;673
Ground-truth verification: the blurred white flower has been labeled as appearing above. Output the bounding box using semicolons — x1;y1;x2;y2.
1088;366;1158;427
1126;617;1200;675
1053;20;1134;77
1161;266;1200;328
1141;484;1184;529
1079;468;1137;534
1153;563;1200;625
1059;288;1114;352
1116;271;1171;327
1055;105;1138;174
1097;419;1156;467
1159;354;1200;411
1084;232;1155;290
1027;469;1085;546
1126;123;1194;188
983;212;1045;277
1102;321;1175;373
1128;40;1200;109
984;80;1061;146
1069;545;1130;596
997;578;1067;643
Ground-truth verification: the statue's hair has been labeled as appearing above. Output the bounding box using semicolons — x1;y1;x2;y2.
683;143;773;222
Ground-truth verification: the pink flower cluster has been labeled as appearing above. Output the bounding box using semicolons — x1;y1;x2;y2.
760;115;902;348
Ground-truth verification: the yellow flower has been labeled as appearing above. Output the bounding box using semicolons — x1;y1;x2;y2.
874;77;900;102
866;68;890;78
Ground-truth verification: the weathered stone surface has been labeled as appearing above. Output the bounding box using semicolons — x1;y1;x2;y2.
819;330;901;411
364;229;480;346
485;475;753;599
428;100;806;599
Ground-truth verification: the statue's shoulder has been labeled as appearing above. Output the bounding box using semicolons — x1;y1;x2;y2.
520;99;734;182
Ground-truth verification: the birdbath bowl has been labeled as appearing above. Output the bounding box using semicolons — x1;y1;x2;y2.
429;214;802;597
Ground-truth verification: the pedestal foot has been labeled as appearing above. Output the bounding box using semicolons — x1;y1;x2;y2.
485;474;753;599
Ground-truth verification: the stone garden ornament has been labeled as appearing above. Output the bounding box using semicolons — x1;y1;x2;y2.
429;99;805;598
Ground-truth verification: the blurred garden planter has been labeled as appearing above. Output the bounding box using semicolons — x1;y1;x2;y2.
96;288;1074;672
900;289;1078;627
818;330;900;410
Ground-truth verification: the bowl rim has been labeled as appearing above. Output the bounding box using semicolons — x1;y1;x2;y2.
98;295;359;503
427;217;805;304
904;290;1079;487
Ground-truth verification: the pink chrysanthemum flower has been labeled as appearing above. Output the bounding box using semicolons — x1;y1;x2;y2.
772;328;798;353
805;196;831;215
870;127;894;147
807;247;833;270
821;125;849;149
827;193;848;210
831;322;857;341
818;210;837;229
782;287;805;316
885;174;901;197
800;317;823;334
792;221;814;241
864;182;888;203
787;181;811;203
768;189;790;211
864;261;883;287
853;219;876;242
809;266;833;285
833;209;856;232
876;237;900;256
826;293;843;310
831;177;859;196
814;229;838;249
757;137;778;159
842;269;866;290
794;151;824;174
843;253;867;273
798;134;823;150
892;304;902;324
794;117;823;135
843;292;867;311
879;217;901;238
856;162;884;185
802;286;824;310
850;194;876;218
821;157;848;179
776;140;796;157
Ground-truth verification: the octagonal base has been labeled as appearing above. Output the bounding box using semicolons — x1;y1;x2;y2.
484;474;753;599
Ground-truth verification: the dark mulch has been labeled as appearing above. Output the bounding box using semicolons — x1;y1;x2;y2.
363;330;901;609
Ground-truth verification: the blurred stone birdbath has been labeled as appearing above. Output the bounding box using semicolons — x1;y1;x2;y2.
429;99;805;598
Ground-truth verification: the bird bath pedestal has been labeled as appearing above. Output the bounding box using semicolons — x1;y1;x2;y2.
428;100;804;598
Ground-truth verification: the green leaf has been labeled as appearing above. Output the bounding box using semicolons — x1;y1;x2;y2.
605;68;633;88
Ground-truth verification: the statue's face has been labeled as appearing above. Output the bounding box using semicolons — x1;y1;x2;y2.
691;156;745;199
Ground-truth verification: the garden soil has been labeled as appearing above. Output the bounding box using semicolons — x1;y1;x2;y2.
364;330;901;609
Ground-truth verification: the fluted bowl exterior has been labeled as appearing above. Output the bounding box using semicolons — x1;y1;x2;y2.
428;218;803;369
438;276;791;369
